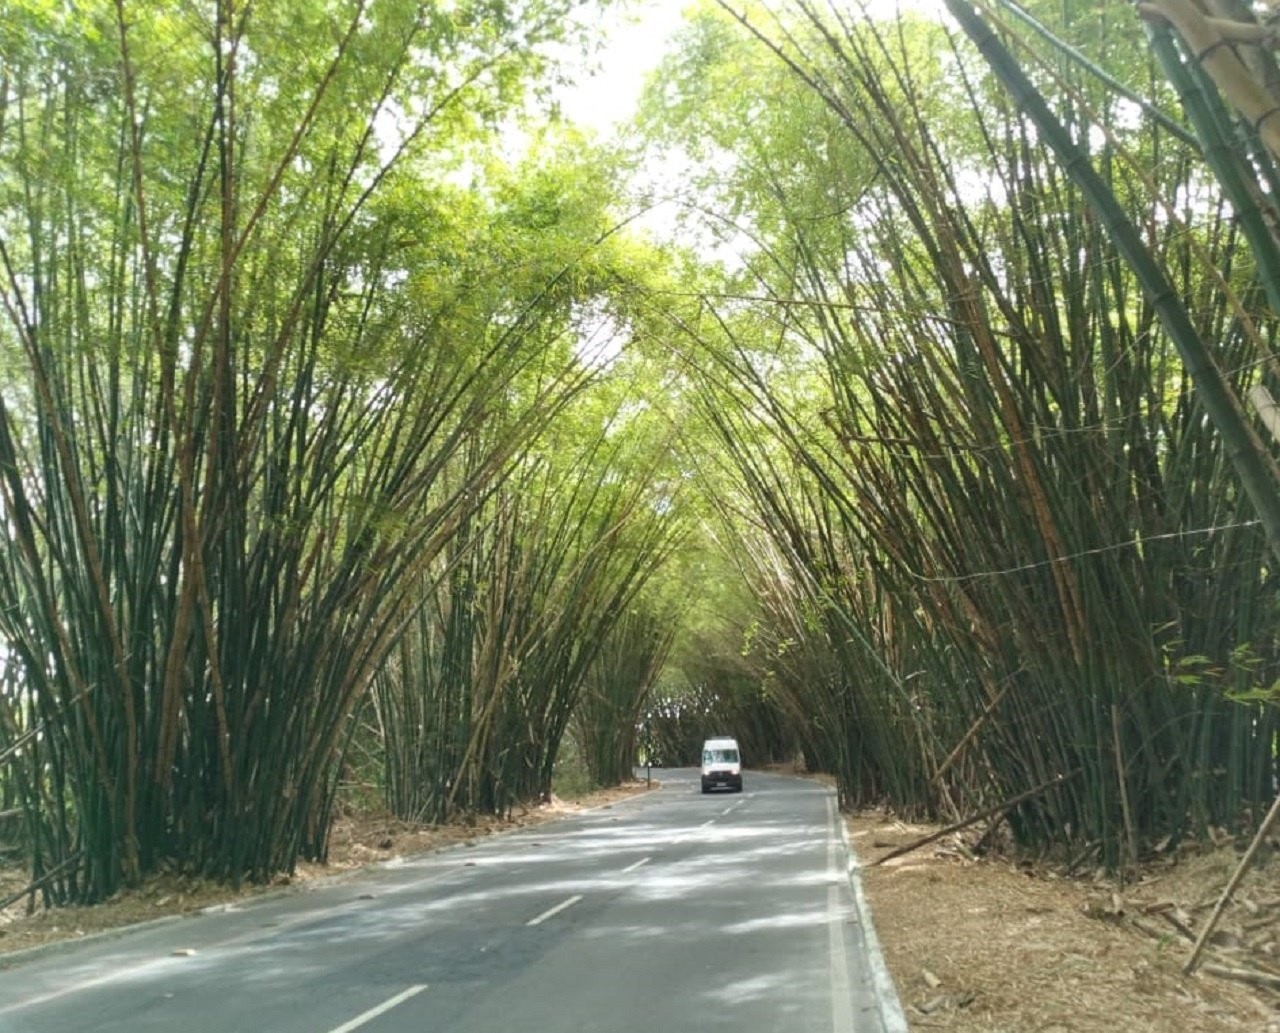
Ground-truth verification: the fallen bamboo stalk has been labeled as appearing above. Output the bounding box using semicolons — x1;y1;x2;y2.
1201;962;1280;992
1185;789;1280;975
0;851;84;912
871;769;1082;867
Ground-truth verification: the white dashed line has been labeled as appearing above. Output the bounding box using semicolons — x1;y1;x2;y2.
526;894;584;926
621;857;650;873
325;984;427;1033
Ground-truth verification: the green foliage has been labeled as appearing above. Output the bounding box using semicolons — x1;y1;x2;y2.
370;412;684;821
0;0;656;899
551;732;599;799
631;0;1280;864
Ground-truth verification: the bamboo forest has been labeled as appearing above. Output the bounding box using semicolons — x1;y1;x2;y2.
3;0;1280;927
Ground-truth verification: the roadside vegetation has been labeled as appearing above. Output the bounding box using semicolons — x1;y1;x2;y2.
635;0;1280;878
3;4;1280;994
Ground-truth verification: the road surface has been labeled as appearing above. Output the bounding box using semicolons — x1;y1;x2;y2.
0;769;906;1032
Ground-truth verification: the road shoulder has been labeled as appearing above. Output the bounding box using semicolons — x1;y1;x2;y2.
846;811;1275;1033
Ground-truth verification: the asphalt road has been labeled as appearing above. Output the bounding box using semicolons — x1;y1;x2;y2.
0;769;906;1032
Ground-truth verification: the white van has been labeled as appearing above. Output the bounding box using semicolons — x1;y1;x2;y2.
700;736;743;794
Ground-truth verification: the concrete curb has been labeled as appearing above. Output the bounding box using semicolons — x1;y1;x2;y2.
835;802;911;1033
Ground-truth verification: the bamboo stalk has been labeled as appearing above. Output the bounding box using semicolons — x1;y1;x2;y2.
1112;704;1139;873
871;770;1083;868
1185;789;1280;974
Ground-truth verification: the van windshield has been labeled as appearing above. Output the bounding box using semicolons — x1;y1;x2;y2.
704;748;739;764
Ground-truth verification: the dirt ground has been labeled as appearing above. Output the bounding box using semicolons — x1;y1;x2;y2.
850;812;1280;1032
4;781;1280;1033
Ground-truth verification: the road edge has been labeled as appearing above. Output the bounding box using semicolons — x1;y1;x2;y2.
0;781;661;971
836;798;911;1033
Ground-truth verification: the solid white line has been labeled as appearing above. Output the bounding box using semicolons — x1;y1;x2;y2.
833;796;910;1033
621;857;650;874
325;984;427;1033
526;894;583;926
826;801;856;1033
828;882;855;1033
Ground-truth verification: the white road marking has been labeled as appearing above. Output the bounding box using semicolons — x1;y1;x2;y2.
826;798;856;1033
828;882;855;1033
325;984;427;1033
824;808;855;1033
526;894;583;926
621;857;650;873
698;818;715;828
833;796;910;1032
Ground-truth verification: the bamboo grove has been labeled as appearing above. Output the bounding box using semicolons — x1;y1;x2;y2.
368;436;681;824
5;0;1280;906
638;0;1280;869
0;0;681;903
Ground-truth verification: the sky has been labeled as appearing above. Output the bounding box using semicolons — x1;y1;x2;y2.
554;0;946;138
547;0;947;264
555;0;692;136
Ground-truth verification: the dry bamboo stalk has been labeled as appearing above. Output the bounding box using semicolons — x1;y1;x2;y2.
1111;704;1139;873
1249;384;1280;446
1201;16;1276;45
871;770;1082;867
928;681;1012;788
1185;789;1280;974
1139;0;1280;161
1201;961;1280;990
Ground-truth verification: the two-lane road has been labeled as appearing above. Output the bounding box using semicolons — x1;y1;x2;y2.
0;770;907;1032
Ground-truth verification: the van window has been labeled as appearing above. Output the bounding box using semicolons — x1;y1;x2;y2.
703;748;739;764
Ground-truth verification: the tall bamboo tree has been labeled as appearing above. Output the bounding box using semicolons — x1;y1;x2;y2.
0;0;608;898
